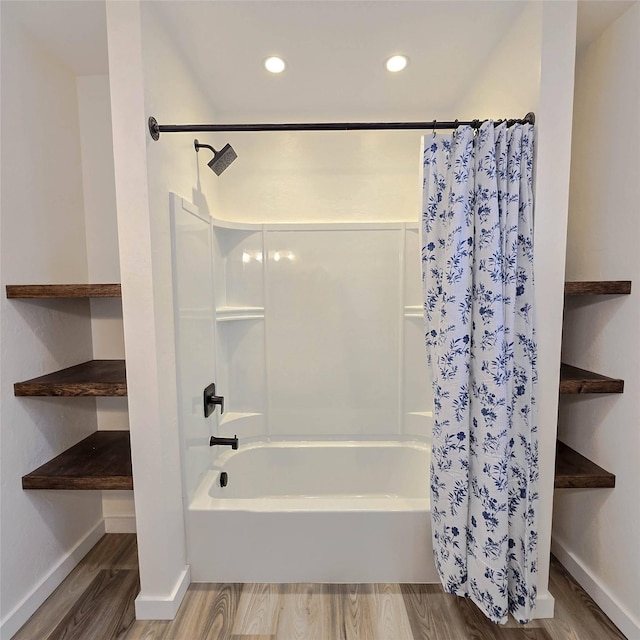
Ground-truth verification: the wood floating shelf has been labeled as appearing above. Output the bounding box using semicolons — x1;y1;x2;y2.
14;360;127;397
564;281;631;296
555;441;615;489
6;283;121;298
559;363;624;394
22;431;133;490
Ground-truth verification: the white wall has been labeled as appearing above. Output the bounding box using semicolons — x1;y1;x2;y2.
106;0;220;618
76;74;134;533
554;5;640;638
456;2;542;120
453;1;578;619
0;16;104;639
215;129;422;223
530;3;578;617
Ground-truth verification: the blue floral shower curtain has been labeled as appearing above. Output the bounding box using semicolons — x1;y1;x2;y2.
421;121;538;624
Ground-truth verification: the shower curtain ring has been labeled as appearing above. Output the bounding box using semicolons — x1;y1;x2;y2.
432;120;436;137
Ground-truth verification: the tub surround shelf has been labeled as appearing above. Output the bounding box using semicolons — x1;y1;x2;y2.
403;305;423;318
6;283;121;298
219;411;263;426
564;280;631;296
14;360;127;397
559;363;624;394
554;441;615;488
22;431;133;490
216;306;264;322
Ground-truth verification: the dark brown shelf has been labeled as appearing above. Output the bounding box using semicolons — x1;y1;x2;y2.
6;284;121;298
564;281;631;295
555;441;615;488
14;360;127;397
559;363;624;394
22;431;132;490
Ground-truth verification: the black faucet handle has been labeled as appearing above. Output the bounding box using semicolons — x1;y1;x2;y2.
204;383;224;417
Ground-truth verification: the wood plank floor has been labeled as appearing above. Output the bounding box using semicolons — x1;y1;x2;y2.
13;534;627;640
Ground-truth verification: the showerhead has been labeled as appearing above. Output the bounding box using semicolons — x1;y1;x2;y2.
194;139;237;175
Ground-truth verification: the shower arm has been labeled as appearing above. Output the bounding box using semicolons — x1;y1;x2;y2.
148;113;535;140
194;140;216;154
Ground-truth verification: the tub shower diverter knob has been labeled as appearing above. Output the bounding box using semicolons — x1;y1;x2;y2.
204;383;224;417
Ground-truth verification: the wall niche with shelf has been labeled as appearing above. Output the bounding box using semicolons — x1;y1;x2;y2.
7;284;132;491
555;280;631;489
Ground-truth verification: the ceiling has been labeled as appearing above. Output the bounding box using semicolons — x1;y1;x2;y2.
153;0;528;121
2;0;109;75
575;0;635;52
3;0;637;120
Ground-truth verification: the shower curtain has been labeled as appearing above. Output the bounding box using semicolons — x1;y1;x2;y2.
421;120;537;624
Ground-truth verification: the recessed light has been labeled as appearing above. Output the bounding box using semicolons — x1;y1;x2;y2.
265;56;286;73
386;55;408;72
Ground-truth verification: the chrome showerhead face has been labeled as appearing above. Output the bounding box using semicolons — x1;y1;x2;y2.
208;143;238;176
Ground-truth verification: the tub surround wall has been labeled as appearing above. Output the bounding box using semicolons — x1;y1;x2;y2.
171;195;218;506
178;214;433;511
211;220;432;449
555;5;640;638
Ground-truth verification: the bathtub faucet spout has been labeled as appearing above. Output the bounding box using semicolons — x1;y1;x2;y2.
209;435;238;450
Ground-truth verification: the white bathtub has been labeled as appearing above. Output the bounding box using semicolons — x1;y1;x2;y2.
187;440;438;583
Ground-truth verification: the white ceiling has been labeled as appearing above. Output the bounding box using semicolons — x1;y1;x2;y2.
153;0;528;121
3;0;637;120
2;0;109;75
576;0;636;52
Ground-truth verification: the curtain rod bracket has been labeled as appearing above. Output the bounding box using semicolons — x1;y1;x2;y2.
149;117;160;141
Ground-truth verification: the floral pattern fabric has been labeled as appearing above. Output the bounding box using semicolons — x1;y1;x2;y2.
421;121;538;624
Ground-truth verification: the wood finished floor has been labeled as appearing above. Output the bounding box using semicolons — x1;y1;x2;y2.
13;534;627;640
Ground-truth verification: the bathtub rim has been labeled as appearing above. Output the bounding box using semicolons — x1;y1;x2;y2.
190;439;431;512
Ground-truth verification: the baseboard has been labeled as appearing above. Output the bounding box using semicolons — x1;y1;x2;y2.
552;535;640;640
104;515;137;534
0;520;106;640
134;565;190;620
532;589;555;619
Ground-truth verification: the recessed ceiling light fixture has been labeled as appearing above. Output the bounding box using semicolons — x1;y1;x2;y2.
386;55;408;72
265;56;286;73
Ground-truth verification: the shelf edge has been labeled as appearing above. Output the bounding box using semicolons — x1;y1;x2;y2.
22;431;132;491
559;363;624;394
564;281;631;296
555;441;615;489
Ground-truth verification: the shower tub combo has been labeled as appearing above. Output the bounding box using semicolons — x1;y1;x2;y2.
171;195;437;583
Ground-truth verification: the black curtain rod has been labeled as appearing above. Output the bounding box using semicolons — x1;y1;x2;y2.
148;113;535;140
